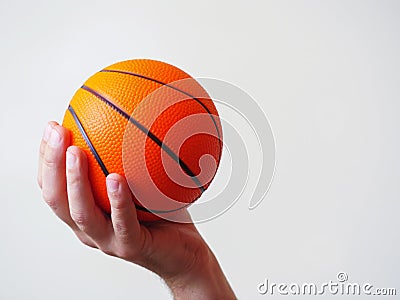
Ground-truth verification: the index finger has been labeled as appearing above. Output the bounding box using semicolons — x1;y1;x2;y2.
37;121;58;188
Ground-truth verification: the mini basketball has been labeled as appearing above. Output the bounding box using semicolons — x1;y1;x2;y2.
62;59;222;222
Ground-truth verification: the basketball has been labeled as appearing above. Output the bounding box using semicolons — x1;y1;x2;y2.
62;59;222;221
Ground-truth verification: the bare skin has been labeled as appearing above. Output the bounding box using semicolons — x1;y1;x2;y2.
38;122;236;300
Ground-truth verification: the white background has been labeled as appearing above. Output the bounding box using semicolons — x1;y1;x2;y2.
1;0;399;299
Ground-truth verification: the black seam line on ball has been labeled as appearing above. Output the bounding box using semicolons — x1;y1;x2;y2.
80;85;206;194
68;105;110;177
68;105;158;213
100;69;222;156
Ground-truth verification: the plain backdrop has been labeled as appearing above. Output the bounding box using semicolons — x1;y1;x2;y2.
1;1;399;299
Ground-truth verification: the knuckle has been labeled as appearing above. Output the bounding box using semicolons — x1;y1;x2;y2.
81;240;95;248
110;197;129;210
101;247;116;257
114;222;131;239
76;235;95;248
115;247;134;260
42;190;58;211
42;149;58;169
70;210;90;229
67;171;81;186
39;142;46;157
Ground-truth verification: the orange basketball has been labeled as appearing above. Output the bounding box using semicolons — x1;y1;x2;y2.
62;59;222;222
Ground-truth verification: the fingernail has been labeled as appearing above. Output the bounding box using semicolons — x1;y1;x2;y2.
48;129;61;147
107;178;120;193
43;124;52;142
66;151;77;169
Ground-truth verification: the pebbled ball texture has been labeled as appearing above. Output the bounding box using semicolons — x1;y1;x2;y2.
62;59;222;222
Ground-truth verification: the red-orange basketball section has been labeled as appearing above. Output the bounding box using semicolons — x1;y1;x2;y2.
62;59;222;221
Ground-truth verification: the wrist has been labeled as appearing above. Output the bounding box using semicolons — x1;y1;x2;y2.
164;248;236;300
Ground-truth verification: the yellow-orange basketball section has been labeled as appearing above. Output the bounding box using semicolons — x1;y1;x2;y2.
62;59;222;221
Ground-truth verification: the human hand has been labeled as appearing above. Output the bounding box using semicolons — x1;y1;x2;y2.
38;122;236;300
